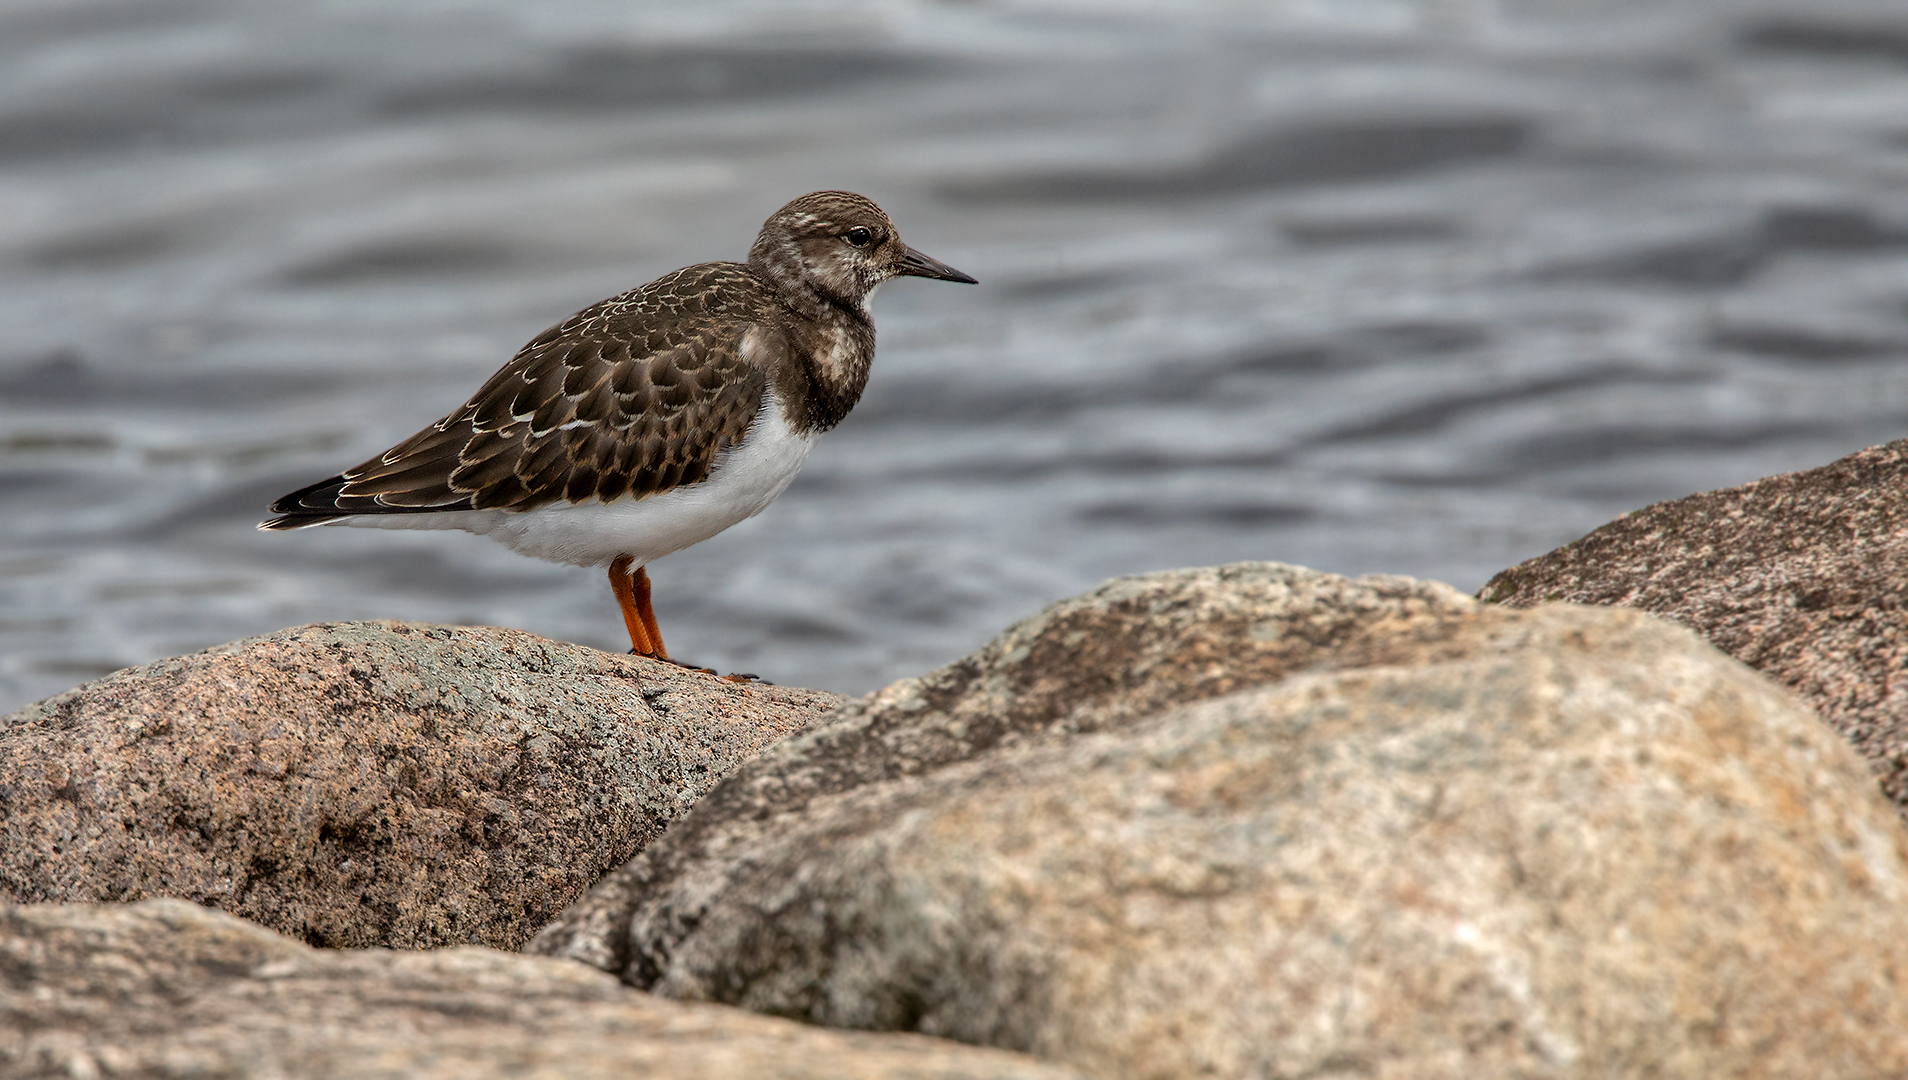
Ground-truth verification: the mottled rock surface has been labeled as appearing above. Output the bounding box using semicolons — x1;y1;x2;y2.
1480;438;1908;814
0;621;838;950
0;898;1082;1080
531;564;1908;1080
533;562;1478;970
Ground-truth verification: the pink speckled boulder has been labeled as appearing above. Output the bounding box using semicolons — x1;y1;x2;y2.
0;621;838;949
1482;437;1908;816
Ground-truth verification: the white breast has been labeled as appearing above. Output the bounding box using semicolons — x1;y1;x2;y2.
336;389;816;569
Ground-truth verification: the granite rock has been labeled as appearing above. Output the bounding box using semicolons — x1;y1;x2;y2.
532;562;1478;971
0;898;1083;1080
1480;438;1908;814
536;565;1908;1077
0;620;838;949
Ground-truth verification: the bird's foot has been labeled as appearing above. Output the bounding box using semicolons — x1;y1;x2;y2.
627;648;768;684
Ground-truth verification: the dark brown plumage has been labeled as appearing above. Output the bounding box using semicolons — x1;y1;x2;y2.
260;191;976;665
263;192;972;528
266;264;775;522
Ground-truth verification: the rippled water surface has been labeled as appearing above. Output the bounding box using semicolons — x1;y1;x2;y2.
4;0;1908;710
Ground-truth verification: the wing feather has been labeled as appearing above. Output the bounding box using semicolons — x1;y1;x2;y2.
264;263;780;526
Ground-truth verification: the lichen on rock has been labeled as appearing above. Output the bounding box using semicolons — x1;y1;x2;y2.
533;562;1908;1078
1481;437;1908;818
0;620;839;950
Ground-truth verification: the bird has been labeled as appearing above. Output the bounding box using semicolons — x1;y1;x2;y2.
261;190;976;670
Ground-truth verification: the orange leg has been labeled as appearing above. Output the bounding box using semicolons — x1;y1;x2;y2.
608;556;666;659
610;557;749;680
631;564;668;661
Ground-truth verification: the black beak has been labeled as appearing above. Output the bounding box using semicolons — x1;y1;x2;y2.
896;244;978;284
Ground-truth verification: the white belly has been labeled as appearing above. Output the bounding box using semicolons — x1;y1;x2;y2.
334;393;816;569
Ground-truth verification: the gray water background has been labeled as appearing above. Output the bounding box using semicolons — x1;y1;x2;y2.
3;0;1907;711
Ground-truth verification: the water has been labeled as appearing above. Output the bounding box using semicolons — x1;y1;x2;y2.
3;0;1907;711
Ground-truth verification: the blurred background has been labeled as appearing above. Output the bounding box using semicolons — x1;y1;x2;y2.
3;0;1907;711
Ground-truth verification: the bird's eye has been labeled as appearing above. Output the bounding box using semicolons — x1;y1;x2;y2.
844;226;874;247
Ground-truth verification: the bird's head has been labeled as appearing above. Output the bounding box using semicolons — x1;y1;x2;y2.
748;190;976;313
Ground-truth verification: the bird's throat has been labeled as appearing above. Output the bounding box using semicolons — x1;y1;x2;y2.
783;306;874;435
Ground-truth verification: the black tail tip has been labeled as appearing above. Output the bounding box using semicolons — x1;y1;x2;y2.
258;513;343;531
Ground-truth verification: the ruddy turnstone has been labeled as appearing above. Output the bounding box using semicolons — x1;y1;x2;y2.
261;190;976;667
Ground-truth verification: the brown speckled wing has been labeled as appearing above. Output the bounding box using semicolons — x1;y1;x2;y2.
265;264;776;523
